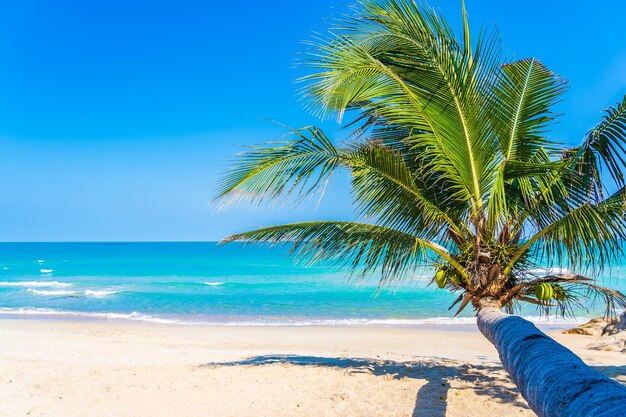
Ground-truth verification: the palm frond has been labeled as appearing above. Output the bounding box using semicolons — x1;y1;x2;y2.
490;148;569;239
222;221;459;285
485;58;566;235
300;0;504;214
512;274;626;318
215;125;342;208
492;58;566;161
506;186;626;274
345;140;467;239
576;94;626;190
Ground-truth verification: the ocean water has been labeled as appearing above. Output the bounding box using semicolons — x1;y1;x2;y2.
0;242;624;327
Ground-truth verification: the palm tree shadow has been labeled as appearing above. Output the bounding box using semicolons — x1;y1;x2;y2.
201;355;532;416
411;376;448;417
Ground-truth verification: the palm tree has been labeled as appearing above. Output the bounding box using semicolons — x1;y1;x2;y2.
216;0;626;415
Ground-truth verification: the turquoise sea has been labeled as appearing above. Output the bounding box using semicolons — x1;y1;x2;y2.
0;242;624;327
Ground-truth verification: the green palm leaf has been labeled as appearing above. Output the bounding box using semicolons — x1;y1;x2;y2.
506;187;626;274
346;140;466;239
301;0;503;215
215;125;342;208
493;58;567;161
222;221;463;285
576;94;626;191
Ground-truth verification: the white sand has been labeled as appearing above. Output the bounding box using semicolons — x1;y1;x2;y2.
0;319;623;417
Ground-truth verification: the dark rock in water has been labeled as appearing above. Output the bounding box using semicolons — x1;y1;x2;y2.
563;317;615;337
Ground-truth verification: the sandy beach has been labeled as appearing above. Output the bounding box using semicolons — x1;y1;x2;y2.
0;319;622;417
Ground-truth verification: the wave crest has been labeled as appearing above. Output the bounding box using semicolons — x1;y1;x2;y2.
27;289;79;296
84;290;120;297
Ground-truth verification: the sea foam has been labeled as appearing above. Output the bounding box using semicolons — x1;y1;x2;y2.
0;307;589;328
23;288;120;298
27;289;79;296
84;289;120;297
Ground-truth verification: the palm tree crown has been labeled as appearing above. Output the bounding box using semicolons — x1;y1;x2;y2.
216;0;626;317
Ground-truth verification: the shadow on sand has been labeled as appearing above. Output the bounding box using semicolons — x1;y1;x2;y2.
201;355;532;416
592;365;626;384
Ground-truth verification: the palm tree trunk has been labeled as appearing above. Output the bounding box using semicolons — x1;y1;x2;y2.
476;299;626;417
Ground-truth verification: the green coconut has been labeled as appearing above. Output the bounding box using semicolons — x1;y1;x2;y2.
450;272;463;285
435;269;447;288
534;282;554;301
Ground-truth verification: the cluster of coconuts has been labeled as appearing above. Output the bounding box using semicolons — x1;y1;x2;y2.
434;269;463;288
534;282;567;301
434;269;568;303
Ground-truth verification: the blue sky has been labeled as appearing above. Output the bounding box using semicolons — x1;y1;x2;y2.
0;0;624;241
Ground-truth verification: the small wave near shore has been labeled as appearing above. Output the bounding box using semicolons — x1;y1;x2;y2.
0;307;589;328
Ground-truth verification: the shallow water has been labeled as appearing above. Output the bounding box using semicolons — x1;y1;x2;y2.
0;242;623;327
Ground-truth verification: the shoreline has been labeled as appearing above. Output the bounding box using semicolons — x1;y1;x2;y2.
1;317;623;416
0;307;588;331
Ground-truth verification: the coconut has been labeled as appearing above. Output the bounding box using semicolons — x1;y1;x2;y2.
435;269;447;288
534;282;554;300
